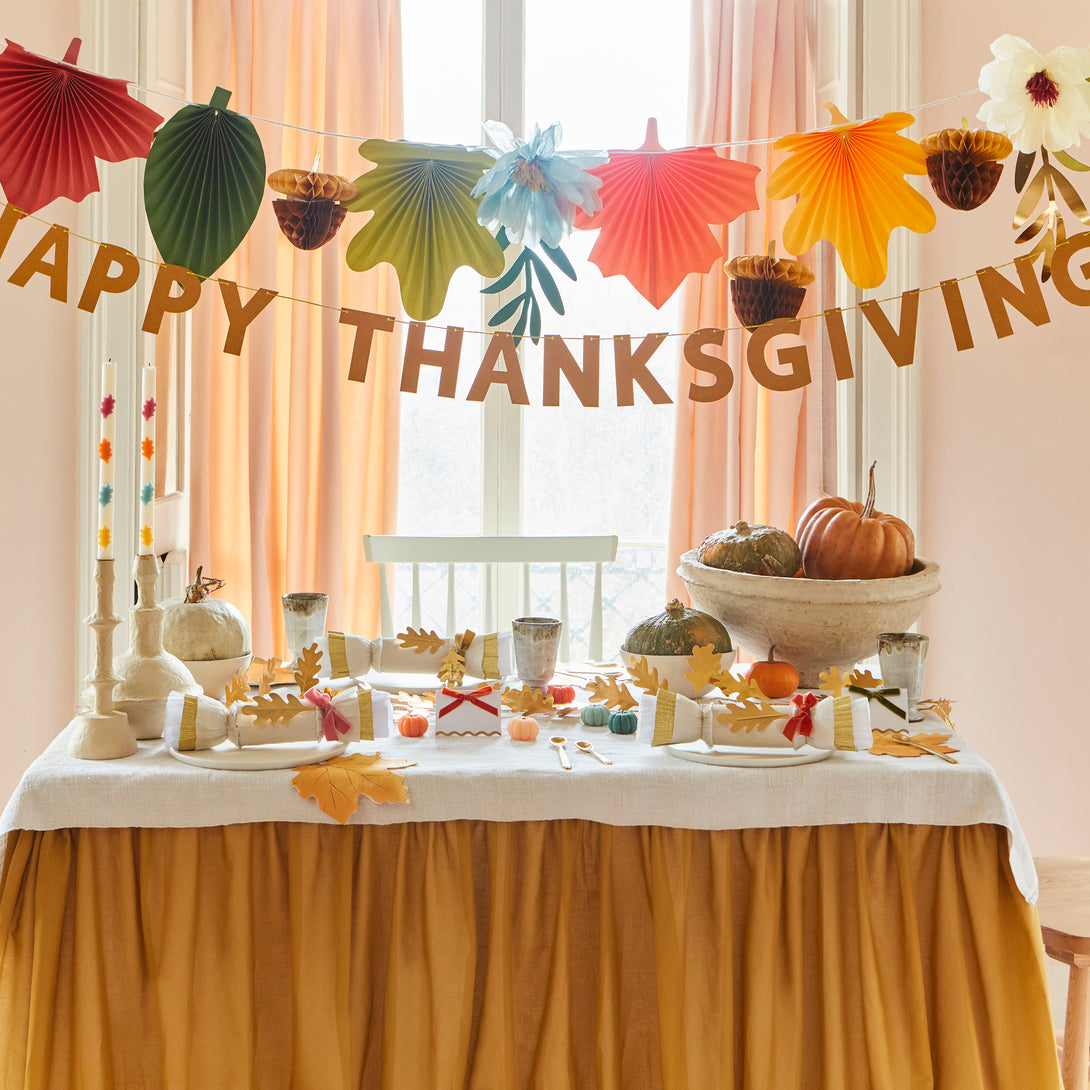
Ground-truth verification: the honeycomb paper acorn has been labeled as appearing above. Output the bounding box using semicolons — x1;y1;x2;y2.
268;163;359;250
726;246;815;331
919;127;1013;211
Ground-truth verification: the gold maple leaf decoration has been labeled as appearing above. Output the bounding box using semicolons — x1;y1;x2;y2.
715;674;786;734
501;685;555;715
224;669;249;706
626;654;668;693
848;668;882;689
586;675;639;711
293;643;323;693
684;645;726;693
818;666;848;697
397;627;446;654
869;730;959;759
291;753;411;823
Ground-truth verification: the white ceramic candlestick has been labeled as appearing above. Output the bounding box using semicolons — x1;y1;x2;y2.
114;553;201;739
68;559;138;759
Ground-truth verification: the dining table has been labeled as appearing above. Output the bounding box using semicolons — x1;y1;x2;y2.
0;693;1063;1090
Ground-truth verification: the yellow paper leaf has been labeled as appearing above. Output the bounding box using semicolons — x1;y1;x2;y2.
848;669;882;690
585;675;639;711
501;685;555;715
683;644;725;693
397;627;447;654
715;673;786;734
224;669;249;707
291;753;409;823
250;691;309;724
438;648;467;686
627;654;668;693
293;643;322;693
869;729;959;758
818;666;847;697
918;698;956;730
766;108;936;289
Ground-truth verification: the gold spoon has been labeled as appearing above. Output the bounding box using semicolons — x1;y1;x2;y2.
549;736;572;770
891;730;958;764
575;740;612;765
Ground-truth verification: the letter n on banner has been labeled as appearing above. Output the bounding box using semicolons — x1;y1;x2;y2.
976;256;1050;339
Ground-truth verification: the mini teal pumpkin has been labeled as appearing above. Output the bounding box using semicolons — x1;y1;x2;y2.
608;710;638;735
581;704;610;727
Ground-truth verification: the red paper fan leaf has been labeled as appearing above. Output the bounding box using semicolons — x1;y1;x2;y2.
0;38;163;214
575;118;760;308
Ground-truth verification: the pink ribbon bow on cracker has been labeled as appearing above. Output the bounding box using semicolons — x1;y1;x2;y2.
304;687;353;741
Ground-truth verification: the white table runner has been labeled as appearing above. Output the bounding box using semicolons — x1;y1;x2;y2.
0;719;1038;902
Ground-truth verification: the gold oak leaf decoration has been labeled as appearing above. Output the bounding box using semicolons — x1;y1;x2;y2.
398;628;446;654
918;698;956;730
292;753;411;823
869;730;959;759
224;669;249;706
252;656;281;696
627;654;668;693
250;691;309;724
438;648;467;686
818;666;847;697
293;643;323;693
501;685;555;715
715;674;786;735
849;668;882;689
684;645;726;693
586;675;639;711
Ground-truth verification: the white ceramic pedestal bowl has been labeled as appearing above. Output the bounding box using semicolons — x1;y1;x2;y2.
619;647;737;699
677;551;940;688
182;654;254;700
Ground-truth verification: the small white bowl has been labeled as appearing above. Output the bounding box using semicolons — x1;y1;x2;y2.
182;654;253;700
619;647;737;699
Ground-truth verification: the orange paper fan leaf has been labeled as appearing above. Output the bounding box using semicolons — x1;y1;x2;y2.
575;118;760;308
766;107;936;289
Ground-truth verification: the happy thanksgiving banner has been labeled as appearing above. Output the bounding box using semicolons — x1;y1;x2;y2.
3;32;1090;406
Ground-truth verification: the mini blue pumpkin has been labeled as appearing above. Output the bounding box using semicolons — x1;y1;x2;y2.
580;704;610;727
608;710;638;735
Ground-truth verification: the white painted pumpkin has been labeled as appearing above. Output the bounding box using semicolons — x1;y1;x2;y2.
162;567;251;661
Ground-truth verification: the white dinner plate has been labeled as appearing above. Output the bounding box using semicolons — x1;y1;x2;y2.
360;671;447;696
665;742;833;768
168;738;348;770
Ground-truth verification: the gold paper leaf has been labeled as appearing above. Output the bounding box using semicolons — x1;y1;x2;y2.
291;752;409;823
455;629;475;655
224;669;250;707
869;729;959;758
684;644;725;693
585;675;639;711
250;691;309;724
715;673;786;734
848;669;882;689
398;627;446;654
918;697;957;730
627;654;668;693
438;648;467;686
293;643;323;693
501;685;556;715
818;666;847;697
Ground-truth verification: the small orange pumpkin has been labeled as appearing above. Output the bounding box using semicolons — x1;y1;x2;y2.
745;646;799;699
507;715;539;741
795;461;915;580
547;683;576;705
398;712;429;737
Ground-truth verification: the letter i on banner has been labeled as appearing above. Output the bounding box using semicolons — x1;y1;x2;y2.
139;364;156;554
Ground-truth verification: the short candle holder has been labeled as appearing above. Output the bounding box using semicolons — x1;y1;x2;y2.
114;553;201;739
68;558;138;760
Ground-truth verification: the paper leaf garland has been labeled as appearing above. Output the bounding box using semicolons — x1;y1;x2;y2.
292;753;410;823
144;87;266;278
345;140;504;320
574;118;760;308
0;38;163;215
766;107;936;289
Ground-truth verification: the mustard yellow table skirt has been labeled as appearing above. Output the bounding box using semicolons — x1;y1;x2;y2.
0;821;1060;1090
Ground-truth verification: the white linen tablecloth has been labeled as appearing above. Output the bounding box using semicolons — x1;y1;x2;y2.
0;718;1038;902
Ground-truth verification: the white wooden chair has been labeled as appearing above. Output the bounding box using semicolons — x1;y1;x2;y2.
362;534;619;661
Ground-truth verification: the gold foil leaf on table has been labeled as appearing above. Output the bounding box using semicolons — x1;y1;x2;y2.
683;645;726;693
291;753;410;823
259;657;281;696
818;666;848;697
293;643;323;693
398;628;447;654
438;648;467;686
714;674;785;734
869;730;959;758
848;668;882;689
918;698;957;730
585;675;639;711
249;691;308;724
627;655;668;693
224;670;249;707
501;686;556;715
765;105;937;289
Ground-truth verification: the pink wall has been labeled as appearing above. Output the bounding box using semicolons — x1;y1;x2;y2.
918;2;1090;855
0;4;81;806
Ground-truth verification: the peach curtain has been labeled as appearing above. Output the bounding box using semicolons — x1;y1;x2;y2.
668;0;826;599
186;0;404;655
0;822;1060;1089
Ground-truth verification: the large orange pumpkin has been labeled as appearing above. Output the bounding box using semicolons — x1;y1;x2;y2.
796;462;915;580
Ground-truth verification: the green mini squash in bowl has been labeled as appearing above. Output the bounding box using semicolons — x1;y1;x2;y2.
697;521;801;578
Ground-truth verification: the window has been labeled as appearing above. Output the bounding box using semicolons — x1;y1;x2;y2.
398;0;690;656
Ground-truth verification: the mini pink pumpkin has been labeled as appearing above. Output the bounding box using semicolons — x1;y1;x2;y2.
507;715;539;741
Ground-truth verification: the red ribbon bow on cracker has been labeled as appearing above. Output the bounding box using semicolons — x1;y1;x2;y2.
437;684;497;718
782;692;818;743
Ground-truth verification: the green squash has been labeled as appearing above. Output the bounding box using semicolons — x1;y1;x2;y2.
696;521;801;577
608;710;638;735
580;704;610;727
622;600;732;657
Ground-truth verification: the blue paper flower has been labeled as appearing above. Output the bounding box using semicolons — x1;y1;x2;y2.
98;483;113;508
141;482;155;506
471;121;606;249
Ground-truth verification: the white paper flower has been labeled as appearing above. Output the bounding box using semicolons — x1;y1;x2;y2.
977;35;1090;153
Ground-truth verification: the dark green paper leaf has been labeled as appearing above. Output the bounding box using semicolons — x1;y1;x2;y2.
541;240;577;280
481;251;528;295
529;294;542;344
1014;150;1036;194
528;250;565;314
144;87;266;278
488;293;528;327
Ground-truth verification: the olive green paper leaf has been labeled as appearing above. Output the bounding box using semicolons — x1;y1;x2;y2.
345;140;504;319
144;87;266;278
